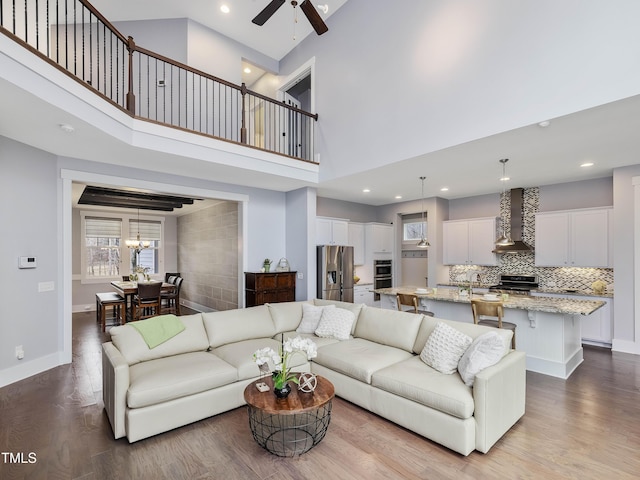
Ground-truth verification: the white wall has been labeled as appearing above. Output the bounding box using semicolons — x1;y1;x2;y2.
280;0;640;182
286;187;317;300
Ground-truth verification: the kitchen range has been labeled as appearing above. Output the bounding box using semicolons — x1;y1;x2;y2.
488;274;539;295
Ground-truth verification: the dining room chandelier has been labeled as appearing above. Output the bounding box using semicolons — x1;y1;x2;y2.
126;208;151;251
495;159;515;247
416;176;430;248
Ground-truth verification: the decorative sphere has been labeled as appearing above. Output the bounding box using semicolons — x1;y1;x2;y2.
298;372;317;393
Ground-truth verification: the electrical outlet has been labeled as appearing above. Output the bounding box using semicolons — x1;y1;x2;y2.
297;272;304;280
15;345;24;360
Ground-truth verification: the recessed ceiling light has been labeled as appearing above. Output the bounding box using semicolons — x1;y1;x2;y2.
220;5;230;14
440;187;449;192
59;123;74;133
580;162;594;168
362;189;370;193
243;67;251;74
538;120;551;128
395;195;402;199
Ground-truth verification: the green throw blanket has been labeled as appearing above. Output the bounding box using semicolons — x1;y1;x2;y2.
130;314;185;349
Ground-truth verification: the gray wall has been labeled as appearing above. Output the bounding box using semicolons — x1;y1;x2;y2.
178;202;238;311
286;187;316;301
316;196;378;222
0;138;59;381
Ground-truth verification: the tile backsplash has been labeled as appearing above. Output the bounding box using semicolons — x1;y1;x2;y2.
448;187;614;292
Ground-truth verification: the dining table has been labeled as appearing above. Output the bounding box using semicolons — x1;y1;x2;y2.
110;280;175;322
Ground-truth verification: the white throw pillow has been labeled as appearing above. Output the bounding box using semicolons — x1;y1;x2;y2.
297;304;335;334
315;307;355;340
420;322;473;375
458;331;505;387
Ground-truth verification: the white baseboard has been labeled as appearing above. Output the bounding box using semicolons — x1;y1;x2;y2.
0;352;68;388
73;303;96;313
612;339;640;355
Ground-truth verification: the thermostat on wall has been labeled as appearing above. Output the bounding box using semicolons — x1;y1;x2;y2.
19;256;37;269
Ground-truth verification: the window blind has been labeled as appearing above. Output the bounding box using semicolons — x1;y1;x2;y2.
85;217;122;238
130;220;161;241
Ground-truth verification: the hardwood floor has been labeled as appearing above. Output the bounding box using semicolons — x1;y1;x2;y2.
1;312;639;479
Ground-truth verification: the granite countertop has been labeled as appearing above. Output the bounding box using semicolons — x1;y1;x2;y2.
375;286;605;316
437;283;613;299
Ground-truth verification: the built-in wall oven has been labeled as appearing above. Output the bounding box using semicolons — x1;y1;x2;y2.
373;259;393;301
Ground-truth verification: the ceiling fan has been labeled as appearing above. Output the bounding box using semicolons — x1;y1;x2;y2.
252;0;329;36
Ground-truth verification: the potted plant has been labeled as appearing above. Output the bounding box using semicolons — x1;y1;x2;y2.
253;336;317;398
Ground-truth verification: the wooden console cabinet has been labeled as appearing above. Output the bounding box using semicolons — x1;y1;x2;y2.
245;271;297;307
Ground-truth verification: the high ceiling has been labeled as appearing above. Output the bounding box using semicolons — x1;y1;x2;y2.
2;2;639;208
90;0;349;61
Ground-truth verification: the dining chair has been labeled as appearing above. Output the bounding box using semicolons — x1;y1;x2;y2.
132;281;163;321
122;275;130;281
470;299;516;349
164;272;181;283
161;277;183;315
396;293;434;316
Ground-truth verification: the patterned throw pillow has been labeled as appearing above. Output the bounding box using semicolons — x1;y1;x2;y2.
297;304;335;334
420;322;473;375
457;332;505;386
315;307;355;340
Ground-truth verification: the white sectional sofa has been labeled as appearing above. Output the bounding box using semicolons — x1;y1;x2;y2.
102;300;526;456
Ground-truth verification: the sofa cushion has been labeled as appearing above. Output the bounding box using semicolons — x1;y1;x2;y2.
281;331;341;348
127;351;237;408
458;332;505;387
420;322;473;375
354;306;422;353
211;338;310;381
296;303;335;334
372;356;474;419
268;301;310;333
314;338;414;384
203;305;276;348
315;307;355;340
110;314;209;366
313;299;363;334
413;315;513;356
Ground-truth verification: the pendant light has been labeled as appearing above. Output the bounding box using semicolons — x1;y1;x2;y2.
416;176;430;248
495;159;515;247
126;208;151;252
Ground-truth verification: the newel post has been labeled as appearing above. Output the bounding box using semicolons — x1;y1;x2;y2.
240;82;247;144
126;36;136;115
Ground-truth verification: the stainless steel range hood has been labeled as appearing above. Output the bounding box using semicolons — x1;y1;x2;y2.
493;188;534;253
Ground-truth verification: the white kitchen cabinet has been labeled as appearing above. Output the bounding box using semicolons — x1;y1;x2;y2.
354;284;374;306
535;208;611;267
366;223;394;254
531;292;612;347
316;217;349;245
442;217;498;266
348;222;365;265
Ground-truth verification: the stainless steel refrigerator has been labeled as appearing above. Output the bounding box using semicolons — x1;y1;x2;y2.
317;245;354;302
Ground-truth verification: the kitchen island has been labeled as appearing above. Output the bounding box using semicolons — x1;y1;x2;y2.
375;286;606;379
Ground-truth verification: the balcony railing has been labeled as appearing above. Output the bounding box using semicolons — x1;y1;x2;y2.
0;0;318;163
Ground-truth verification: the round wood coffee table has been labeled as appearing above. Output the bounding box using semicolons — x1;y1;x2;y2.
243;374;334;457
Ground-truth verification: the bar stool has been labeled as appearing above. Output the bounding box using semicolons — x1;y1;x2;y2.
96;292;126;332
471;299;516;349
396;293;435;317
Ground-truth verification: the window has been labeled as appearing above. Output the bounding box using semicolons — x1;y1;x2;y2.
404;221;427;241
84;217;122;278
129;219;162;274
81;212;164;282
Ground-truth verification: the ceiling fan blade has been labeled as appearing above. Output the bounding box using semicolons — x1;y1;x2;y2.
252;0;286;26
300;0;329;35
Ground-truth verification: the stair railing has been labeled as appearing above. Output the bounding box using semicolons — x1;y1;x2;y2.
0;0;318;162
